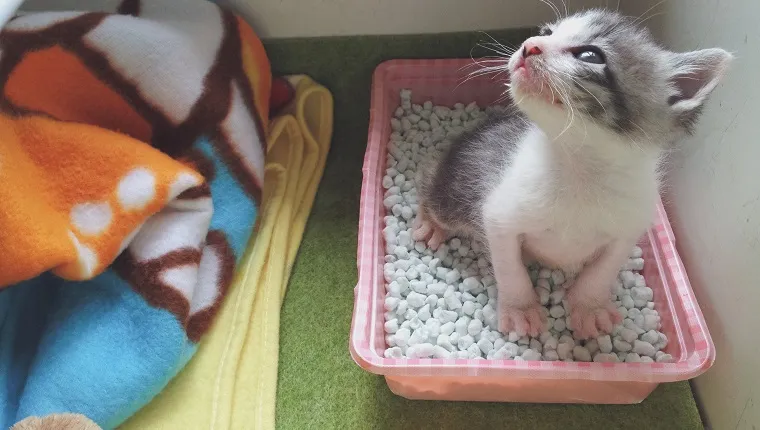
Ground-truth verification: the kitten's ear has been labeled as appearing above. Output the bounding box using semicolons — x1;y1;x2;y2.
668;48;733;131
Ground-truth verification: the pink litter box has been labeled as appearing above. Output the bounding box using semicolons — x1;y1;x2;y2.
349;59;715;404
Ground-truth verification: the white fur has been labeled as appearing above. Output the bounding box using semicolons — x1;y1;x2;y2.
483;111;660;273
482;101;661;337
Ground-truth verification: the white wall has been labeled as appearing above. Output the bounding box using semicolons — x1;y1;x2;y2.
213;0;602;38
635;1;760;429
19;0;617;38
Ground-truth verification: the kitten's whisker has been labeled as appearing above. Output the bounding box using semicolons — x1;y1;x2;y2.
476;33;519;57
632;0;667;26
549;66;610;121
464;65;509;79
456;61;510;89
556;79;579;140
636;11;664;27
460;56;510;70
476;42;515;57
538;0;561;21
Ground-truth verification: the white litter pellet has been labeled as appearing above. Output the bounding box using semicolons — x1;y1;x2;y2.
549;305;566;318
544;336;559;351
440;310;458;324
640;330;659;345
395;328;411;347
440;321;456;335
437;334;456;352
633;340;657;357
522;349;542;361
620;328;639;344
621;295;635;309
624;318;646;335
408;343;435;358
406;291;426;308
557;343;573;360
597;335;613;354
385;346;404;358
573;346;592;362
461;300;476;316
477;338;494;354
594;353;619;363
385;319;399;334
643;314;660;331
418;304;432;321
458;334;475;350
537;287;551;306
613;338;633;352
549;289;565;306
468;319;483;336
501;342;520;358
433;345;452;358
656;333;669;349
445;292;463;310
386;334;397;347
467;344;482;358
384;296;400;311
381;91;669;361
449;332;460;345
445;269;461;284
455;316;471;335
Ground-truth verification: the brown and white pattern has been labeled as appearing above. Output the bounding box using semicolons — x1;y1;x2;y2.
0;0;272;341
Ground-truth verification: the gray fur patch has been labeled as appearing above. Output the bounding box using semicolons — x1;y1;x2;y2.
418;109;529;235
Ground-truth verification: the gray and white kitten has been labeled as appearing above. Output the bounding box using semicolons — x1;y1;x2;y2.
413;9;732;338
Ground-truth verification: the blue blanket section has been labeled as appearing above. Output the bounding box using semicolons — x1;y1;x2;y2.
0;136;257;429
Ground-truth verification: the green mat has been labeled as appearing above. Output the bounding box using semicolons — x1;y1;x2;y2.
264;31;703;430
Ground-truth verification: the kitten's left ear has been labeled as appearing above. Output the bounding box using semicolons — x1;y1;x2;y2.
668;48;733;131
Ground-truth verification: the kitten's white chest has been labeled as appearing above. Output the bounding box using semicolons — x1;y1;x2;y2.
520;200;617;271
483;128;659;272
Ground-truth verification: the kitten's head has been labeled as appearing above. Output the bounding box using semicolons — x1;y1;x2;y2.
507;9;732;145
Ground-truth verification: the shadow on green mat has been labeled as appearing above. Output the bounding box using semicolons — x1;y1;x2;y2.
264;31;703;430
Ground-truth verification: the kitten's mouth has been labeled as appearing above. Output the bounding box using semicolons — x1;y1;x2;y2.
509;56;563;106
510;73;564;107
514;57;527;72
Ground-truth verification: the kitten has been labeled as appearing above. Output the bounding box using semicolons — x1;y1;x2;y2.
413;9;732;338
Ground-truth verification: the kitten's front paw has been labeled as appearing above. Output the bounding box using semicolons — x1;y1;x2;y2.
567;292;623;339
498;295;545;337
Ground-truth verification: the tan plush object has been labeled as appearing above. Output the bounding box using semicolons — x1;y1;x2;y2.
11;413;101;430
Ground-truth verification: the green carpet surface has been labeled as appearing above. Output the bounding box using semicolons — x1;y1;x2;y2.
264;32;703;430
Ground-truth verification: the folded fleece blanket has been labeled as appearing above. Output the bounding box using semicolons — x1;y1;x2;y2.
123;75;333;430
0;1;272;427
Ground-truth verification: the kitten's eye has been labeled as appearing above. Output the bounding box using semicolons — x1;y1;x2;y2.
573;47;606;64
539;27;553;36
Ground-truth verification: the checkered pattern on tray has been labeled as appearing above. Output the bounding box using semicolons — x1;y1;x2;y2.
349;59;714;382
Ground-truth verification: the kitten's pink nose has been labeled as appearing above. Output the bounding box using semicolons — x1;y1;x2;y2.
523;44;543;58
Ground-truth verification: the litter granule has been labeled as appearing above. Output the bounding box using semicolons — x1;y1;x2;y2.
382;89;673;363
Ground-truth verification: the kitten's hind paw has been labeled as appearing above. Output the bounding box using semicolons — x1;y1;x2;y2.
412;212;447;250
498;300;546;338
567;296;623;339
